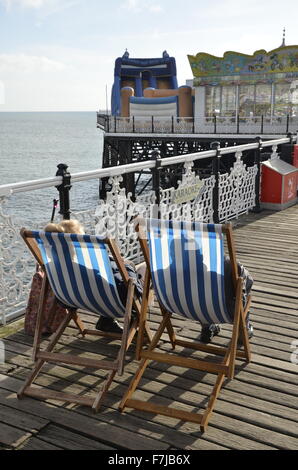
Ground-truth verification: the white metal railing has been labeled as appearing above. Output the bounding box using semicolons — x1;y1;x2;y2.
97;114;298;135
0;135;296;325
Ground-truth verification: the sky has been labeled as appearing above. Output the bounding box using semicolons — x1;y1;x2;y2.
0;0;298;111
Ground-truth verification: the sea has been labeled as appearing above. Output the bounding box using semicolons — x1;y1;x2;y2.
0;112;104;226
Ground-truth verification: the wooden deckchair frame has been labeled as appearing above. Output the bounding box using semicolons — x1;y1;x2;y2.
119;220;251;433
18;229;151;411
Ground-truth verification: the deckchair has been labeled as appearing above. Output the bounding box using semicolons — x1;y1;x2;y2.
120;218;252;432
18;229;151;411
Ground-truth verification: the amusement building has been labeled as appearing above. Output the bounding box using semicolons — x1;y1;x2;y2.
104;34;298;135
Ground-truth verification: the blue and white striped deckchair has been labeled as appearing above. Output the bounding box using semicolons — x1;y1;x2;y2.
147;219;233;325
18;228;142;412
32;231;126;320
120;218;252;433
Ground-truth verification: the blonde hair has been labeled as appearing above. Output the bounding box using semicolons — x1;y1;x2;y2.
59;219;85;234
44;219;85;234
44;222;64;233
44;219;85;260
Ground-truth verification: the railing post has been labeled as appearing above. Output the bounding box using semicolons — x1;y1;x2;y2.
261;115;264;134
107;116;110;133
214;114;217;134
152;116;154;133
252;136;262;213
211;141;221;223
150;149;162;217
171;116;174;134
132;115;135;133
237;114;240;134
286;115;290;133
192;118;195;134
114;116;117;133
287;131;293;145
55;164;72;220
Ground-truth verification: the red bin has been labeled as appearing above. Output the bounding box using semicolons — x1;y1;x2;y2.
261;158;298;210
293;145;298;168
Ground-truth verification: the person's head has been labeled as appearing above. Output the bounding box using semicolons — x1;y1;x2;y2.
44;219;85;234
59;219;85;234
44;222;64;233
44;219;85;260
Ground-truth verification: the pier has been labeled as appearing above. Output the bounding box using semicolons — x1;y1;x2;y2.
97;114;298;198
0;204;297;450
0;132;297;450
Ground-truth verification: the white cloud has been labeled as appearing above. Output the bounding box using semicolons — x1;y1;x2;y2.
0;53;66;73
121;0;162;13
149;5;162;12
121;0;140;9
1;0;79;13
2;0;47;9
0;49;112;111
0;81;5;105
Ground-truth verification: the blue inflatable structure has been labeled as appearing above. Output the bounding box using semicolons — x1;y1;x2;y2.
111;50;178;116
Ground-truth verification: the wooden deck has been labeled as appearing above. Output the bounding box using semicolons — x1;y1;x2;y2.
0;205;297;450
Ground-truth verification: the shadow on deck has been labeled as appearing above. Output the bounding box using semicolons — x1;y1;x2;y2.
0;205;297;450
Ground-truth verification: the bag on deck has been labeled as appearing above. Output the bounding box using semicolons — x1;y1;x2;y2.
24;265;67;336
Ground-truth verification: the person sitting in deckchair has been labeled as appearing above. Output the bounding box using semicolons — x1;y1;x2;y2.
45;219;145;334
200;258;254;343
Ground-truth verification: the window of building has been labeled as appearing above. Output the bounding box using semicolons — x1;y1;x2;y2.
238;85;255;116
221;86;237;116
274;82;298;116
255;84;271;116
205;86;221;116
290;83;298;117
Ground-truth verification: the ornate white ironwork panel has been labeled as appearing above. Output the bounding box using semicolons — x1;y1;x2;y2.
95;176;156;262
160;162;215;222
219;151;258;222
94;166;214;265
0;197;36;325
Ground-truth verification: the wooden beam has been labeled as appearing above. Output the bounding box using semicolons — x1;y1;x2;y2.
174;339;247;359
140;350;229;375
36;352;118;370
23;386;95;407
125;399;203;424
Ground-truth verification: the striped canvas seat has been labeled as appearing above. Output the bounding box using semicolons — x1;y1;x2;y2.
32;231;126;319
19;227;147;412
120;218;252;432
147;219;233;325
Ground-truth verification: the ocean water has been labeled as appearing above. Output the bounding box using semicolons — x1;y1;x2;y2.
0;112;104;226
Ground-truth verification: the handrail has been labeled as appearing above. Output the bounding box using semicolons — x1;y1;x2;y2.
0;176;62;197
98;113;298;136
0;135;296;196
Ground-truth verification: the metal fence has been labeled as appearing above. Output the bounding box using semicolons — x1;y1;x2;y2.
97;114;298;135
0;135;296;325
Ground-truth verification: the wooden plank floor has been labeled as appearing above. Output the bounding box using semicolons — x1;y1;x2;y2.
0;205;297;450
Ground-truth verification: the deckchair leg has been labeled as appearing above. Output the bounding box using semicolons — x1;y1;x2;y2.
200;372;226;433
18;308;75;399
92;369;117;412
161;306;176;349
136;269;151;360
239;296;252;363
117;280;134;376
228;278;243;380
200;347;231;432
71;311;87;336
92;283;138;411
119;313;170;412
32;275;50;362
